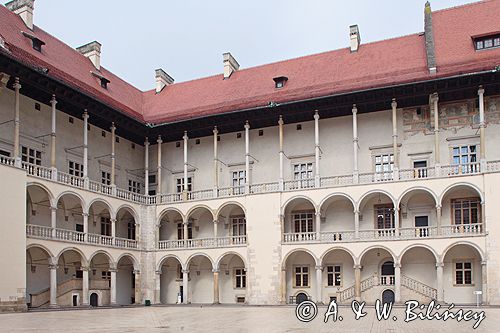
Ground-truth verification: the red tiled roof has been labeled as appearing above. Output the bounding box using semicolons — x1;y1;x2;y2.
1;1;499;125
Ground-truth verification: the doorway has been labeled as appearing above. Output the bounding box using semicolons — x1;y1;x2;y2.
72;294;78;307
295;292;308;304
90;293;98;307
415;216;429;237
382;289;395;304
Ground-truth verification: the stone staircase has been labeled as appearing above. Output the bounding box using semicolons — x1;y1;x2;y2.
401;275;437;300
29;278;82;308
338;274;378;302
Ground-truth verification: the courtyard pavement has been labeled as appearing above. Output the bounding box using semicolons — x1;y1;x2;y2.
0;304;497;332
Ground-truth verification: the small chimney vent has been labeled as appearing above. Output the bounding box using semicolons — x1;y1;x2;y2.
223;52;240;79
77;41;102;70
6;0;35;30
155;68;174;93
349;25;361;52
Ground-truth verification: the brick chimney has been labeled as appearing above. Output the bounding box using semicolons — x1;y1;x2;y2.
77;41;102;70
424;1;437;74
155;68;174;93
5;0;35;30
223;52;239;79
349;25;361;52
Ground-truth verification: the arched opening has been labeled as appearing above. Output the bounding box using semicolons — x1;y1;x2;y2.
320;248;355;304
26;246;51;308
90;293;98;307
217;253;246;304
116;255;136;305
441;185;483;235
400;246;437;302
57;249;84;307
443;243;483;304
283;250;317;304
56;193;84;234
89;253;112;306
187;255;213;304
399;189;437;238
382;289;395;304
26;185;52;227
159;209;185;247
116;207;137;242
186;207;214;243
217;204;246;244
295;292;309;304
358;192;396;239
159;256;184;304
283;197;316;242
320;195;355;241
359;247;395;300
88;200;112;241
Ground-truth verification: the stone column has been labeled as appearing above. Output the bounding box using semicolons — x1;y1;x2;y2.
391;99;399;179
111;218;116;242
157;135;162;195
13;78;21;167
110;123;116;192
278;116;284;190
281;268;287;304
182;269;189;304
183;131;189;200
155;270;162;304
314;111;320;187
213;126;219;196
144;137;149;194
436;205;442;236
49;260;58;307
394;262;401;303
183;221;189;241
315;211;321;240
394;207;400;237
50;206;57;238
478;86;486;169
82;212;89;242
354;264;361;301
352;105;359;183
432;93;440;174
82;266;89;306
50;95;57;179
110;267;117;305
481;202;486;231
213;269;220;304
213;220;218;238
244;121;250;193
315;265;323;304
481;261;487;304
436;261;444;302
82;111;89;188
354;210;360;239
134;270;141;304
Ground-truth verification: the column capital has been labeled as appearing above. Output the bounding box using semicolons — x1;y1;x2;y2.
314;110;320;120
108;268;118;273
436;262;444;268
481;260;487;266
50;94;57;105
315;265;323;271
50;206;57;212
83;110;89;119
13;77;21;90
478;86;485;95
278;115;284;126
353;209;360;215
48;264;58;270
157;135;162;144
393;262;401;269
82;212;89;217
110;218;117;223
213;220;218;224
81;265;90;272
244;120;250;129
145;137;149;145
183;131;188;140
435;204;442;209
213;126;218;135
110;122;116;132
212;269;220;274
352;104;357;114
430;92;439;102
315;211;321;217
353;264;362;270
182;269;190;274
391;98;397;109
133;269;141;275
155;270;162;276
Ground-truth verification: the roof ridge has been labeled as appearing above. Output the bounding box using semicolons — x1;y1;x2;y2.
432;0;492;14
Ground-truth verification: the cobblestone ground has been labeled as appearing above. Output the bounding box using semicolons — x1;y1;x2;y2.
0;305;497;333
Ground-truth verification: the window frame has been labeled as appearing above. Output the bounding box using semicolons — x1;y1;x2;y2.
293;265;310;288
474;34;500;51
128;179;141;194
21;145;42;166
374;204;395;230
453;259;474;286
234;267;246;289
231;216;246;236
176;176;193;193
292;210;314;233
451;197;481;225
68;160;84;177
231;170;246;194
326;264;343;287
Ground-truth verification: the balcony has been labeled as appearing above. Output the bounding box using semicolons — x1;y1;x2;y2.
26;224;139;249
282;224;484;244
158;235;247;250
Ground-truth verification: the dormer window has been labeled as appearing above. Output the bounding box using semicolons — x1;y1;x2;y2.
22;31;45;52
273;76;288;89
91;71;110;89
474;33;500;51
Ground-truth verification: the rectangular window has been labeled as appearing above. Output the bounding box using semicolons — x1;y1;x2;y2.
176;177;192;193
474;34;500;51
452;198;480;225
327;265;342;287
375;204;395;229
148;174;157;185
294;266;309;287
455;261;473;285
68;161;83;177
101;171;111;185
452;145;478;173
101;271;111;280
374;153;394;180
21;146;42;165
128;180;141;194
177;222;193;240
293;163;314;188
0;149;10;157
100;217;111;236
127;222;136;240
231;216;246;236
232;170;246;194
235;268;246;289
293;211;314;233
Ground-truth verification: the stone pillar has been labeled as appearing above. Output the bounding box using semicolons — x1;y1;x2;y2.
394;262;401;303
315;265;323;304
183;221;189;241
82;111;89;188
436;261;444;302
157;135;162;195
281;268;287;304
394;207;400;237
82;266;89;306
13;78;21;167
314;111;320;187
110;123;116;192
315;211;321;240
50;206;57;238
49;260;58;307
144;138;149;194
110;267;117;305
183;131;189;200
213;220;218;238
82;212;89;242
480;261;488;304
436;205;442;235
50;95;57;178
278;116;284;190
481;202;486;231
478;86;486;169
134;270;141;304
354;210;360;239
244;121;250;193
213;269;220;304
155;270;162;304
391;99;399;179
182;269;189;304
432;93;440;174
111;218;116;240
354;264;361;301
352;105;359;183
213;126;219;196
